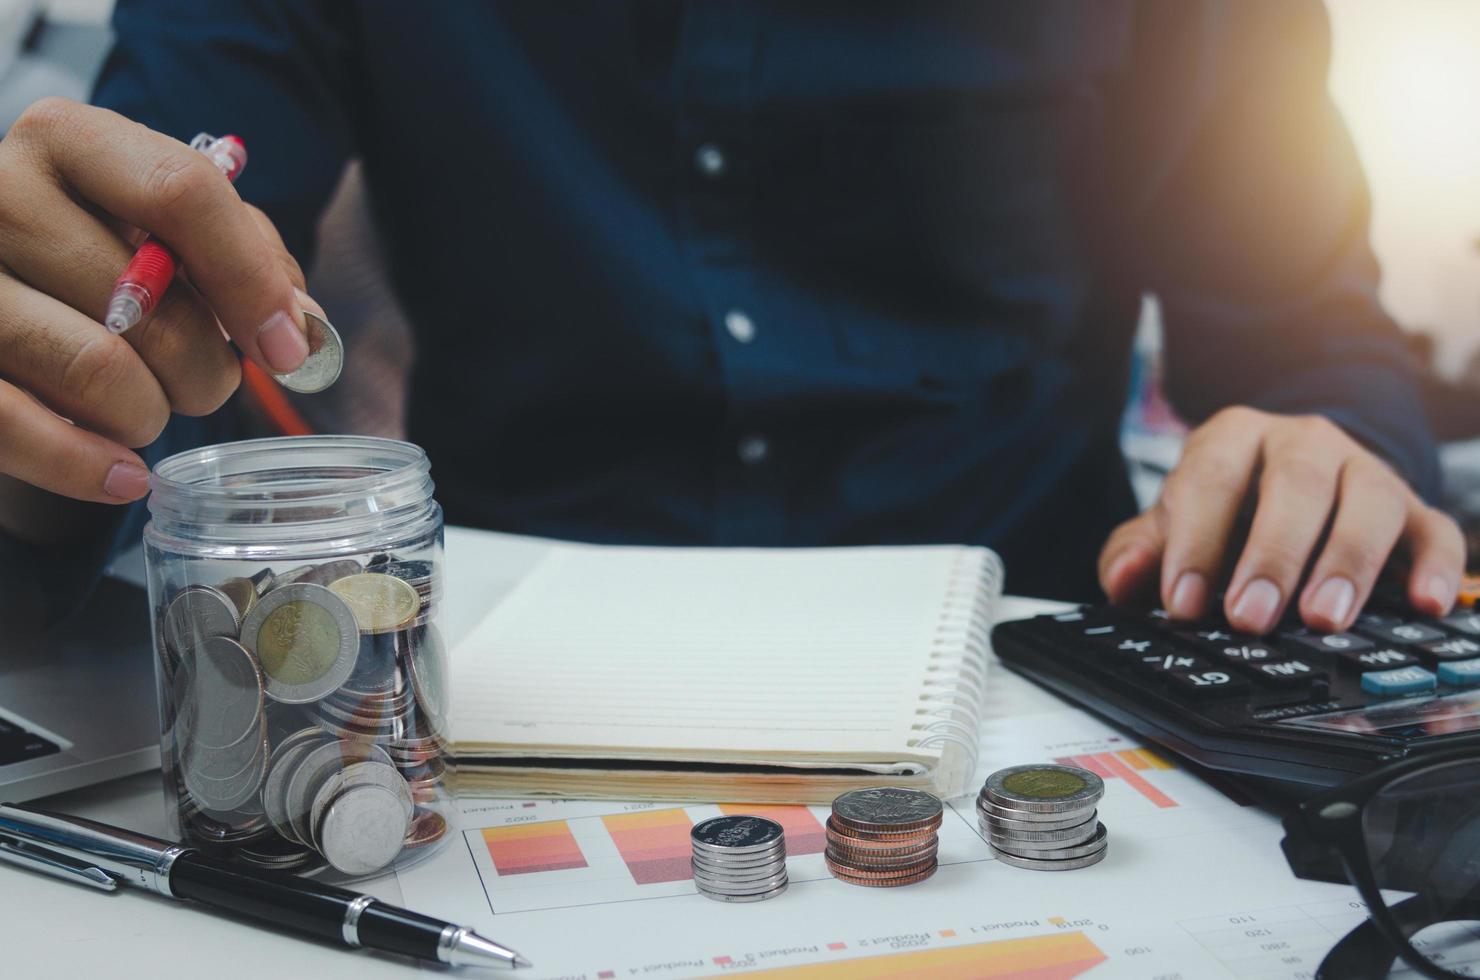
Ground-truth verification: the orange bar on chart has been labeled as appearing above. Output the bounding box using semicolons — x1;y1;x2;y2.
729;931;1106;979
718;803;827;855
1056;751;1179;809
601;808;695;884
482;820;587;875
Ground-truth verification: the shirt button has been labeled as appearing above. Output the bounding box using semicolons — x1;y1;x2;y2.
737;434;769;466
723;309;755;344
694;143;726;178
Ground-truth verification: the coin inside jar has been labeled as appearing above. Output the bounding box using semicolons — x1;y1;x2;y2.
241;583;360;704
176;636;264;749
316;784;409;875
329;573;421;634
162;586;240;663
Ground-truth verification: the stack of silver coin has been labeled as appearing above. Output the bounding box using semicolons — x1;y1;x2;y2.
156;553;451;878
978;764;1109;871
690;815;789;902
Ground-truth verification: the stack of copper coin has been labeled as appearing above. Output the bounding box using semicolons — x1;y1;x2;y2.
825;787;943;887
978;764;1108;871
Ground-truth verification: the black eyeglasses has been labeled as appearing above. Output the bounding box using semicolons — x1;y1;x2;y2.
1282;748;1480;979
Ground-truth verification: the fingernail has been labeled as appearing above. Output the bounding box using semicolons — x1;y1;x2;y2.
1231;577;1282;633
1169;571;1207;620
1310;576;1356;627
256;309;309;372
1426;573;1456;609
293;286;327;320
103;462;151;500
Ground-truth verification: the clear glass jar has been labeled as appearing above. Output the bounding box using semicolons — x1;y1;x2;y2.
143;436;452;880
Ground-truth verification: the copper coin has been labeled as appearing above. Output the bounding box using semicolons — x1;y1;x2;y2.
827;858;938;887
825;816;936;846
825;851;936;877
404;809;449;848
825;842;938;869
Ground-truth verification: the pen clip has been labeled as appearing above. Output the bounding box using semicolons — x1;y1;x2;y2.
0;834;119;891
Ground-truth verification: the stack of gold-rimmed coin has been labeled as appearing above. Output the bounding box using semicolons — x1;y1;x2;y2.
690;815;789;902
825;787;942;887
978;764;1108;871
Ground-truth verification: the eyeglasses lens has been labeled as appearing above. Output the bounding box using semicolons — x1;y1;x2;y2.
1363;759;1480;974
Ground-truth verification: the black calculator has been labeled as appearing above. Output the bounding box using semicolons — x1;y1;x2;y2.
991;595;1480;788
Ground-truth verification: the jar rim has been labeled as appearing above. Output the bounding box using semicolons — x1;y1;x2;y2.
150;435;428;507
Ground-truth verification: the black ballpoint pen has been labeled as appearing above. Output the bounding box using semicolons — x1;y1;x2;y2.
0;803;531;970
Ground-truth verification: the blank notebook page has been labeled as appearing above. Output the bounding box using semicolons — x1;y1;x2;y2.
452;543;990;768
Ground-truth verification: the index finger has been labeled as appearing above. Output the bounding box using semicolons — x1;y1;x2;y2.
10;98;308;374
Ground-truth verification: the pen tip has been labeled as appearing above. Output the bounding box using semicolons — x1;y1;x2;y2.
444;927;530;970
514;955;532;968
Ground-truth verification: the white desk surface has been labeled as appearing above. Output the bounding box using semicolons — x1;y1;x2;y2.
0;530;1122;979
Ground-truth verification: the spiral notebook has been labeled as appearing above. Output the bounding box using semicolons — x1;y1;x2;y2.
450;543;1002;803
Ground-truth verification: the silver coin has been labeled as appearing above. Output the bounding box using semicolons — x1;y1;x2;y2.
698;882;788;903
692;856;788;877
986;816;1100;846
992;840;1109;872
691;850;787;871
273;310;344;394
284;739;393;845
309;760;414;839
316;784;408;876
693;870;790;895
691;815;785;855
284;559;364;588
214;577;260;622
262;728;330;843
181;728;264;780
249;567;278;596
407;625;448;731
983;764;1104;814
976;800;1097;832
176;636;264;749
831;787;943;830
183;736;267;814
180;808;271;846
162;586;240;662
240;582;360;705
992;823;1108;860
237;835;317;872
689;864;793;888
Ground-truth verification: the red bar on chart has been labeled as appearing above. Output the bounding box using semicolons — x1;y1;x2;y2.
718;803;827;855
482;820;588;875
601;808;695;884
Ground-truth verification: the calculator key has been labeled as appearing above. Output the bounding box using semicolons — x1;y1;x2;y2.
1283;631;1373;656
1360;666;1438;697
1212;642;1287;670
1077;623;1131;645
1442;612;1480;636
1049;609;1090;625
1355;611;1404;629
1164;669;1249;699
1438;660;1480;687
1109;636;1177;658
1332;647;1420;673
1355;621;1448;647
1417;637;1480;662
1249;658;1327;688
1136;652;1208;675
1176;629;1240;652
0;732;60;765
1459;574;1480;610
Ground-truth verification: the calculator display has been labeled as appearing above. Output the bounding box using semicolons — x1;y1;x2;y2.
1278;693;1480;739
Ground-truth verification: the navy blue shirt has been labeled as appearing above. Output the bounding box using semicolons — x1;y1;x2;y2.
87;1;1437;600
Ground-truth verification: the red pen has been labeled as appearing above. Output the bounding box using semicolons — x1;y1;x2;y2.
104;133;248;334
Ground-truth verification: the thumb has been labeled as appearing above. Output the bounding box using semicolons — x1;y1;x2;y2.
1098;509;1167;606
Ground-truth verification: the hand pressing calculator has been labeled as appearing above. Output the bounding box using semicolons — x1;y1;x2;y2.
991;593;1480;788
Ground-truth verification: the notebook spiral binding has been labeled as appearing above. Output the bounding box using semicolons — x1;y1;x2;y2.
908;547;1003;796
